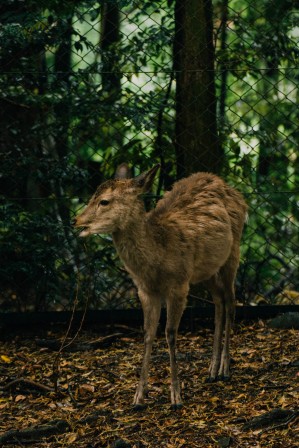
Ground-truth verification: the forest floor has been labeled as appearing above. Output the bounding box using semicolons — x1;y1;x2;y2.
0;320;298;447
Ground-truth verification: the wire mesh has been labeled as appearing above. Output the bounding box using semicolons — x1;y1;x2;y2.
0;0;298;311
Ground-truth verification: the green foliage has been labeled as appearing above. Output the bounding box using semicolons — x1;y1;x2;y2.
0;203;68;311
215;0;299;301
0;0;298;310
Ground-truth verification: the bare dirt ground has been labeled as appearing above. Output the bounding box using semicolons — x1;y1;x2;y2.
0;320;298;447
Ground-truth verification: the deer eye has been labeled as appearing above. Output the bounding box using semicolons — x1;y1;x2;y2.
99;199;110;206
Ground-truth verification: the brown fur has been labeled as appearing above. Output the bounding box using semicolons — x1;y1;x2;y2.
74;165;248;408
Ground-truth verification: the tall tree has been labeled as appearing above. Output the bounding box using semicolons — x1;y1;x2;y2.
99;1;123;157
0;1;47;207
101;1;121;100
174;0;223;178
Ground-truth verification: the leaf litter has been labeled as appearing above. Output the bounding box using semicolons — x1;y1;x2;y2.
0;321;298;447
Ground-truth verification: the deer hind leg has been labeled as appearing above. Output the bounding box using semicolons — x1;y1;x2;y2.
217;255;238;380
207;253;238;381
218;284;235;380
133;291;161;409
165;285;188;409
206;275;226;381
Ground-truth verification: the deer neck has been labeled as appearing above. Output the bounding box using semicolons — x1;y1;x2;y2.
112;209;155;276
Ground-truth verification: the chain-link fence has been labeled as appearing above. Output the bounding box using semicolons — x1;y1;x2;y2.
0;0;298;312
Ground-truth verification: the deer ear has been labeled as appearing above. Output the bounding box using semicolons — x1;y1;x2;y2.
133;164;160;192
114;163;132;179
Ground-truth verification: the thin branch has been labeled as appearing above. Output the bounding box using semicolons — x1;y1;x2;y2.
1;378;54;393
260;411;299;434
52;251;91;393
155;69;174;196
1;96;30;109
264;267;296;299
188;293;213;305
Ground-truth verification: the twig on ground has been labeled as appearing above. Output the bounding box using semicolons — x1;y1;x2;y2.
1;378;54;393
0;419;70;444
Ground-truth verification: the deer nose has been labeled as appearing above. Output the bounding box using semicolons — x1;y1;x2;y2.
71;217;77;226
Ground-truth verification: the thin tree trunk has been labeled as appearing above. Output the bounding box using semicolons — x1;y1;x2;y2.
101;2;121;99
54;17;72;160
99;2;123;159
218;0;229;124
53;16;73;226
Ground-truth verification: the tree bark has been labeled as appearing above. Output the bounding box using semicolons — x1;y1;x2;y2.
101;2;121;101
218;0;229;124
54;16;72;160
99;2;123;159
174;0;223;178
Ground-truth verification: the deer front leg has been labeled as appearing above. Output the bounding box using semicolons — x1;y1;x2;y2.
165;288;188;409
133;292;161;409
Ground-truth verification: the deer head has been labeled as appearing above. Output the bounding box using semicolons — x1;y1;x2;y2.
73;164;160;236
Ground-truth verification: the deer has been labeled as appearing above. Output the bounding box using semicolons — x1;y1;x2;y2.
73;164;248;409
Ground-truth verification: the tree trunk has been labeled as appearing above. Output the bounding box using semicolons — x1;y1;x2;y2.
54;17;72;160
98;2;123;162
174;0;223;178
218;0;229;125
101;2;121;100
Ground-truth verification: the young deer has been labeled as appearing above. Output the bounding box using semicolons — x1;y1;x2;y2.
74;165;248;409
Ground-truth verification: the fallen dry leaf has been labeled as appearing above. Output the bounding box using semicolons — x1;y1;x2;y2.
1;355;12;363
15;394;26;402
0;322;298;447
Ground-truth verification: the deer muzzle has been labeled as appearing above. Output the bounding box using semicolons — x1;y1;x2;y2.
72;216;91;237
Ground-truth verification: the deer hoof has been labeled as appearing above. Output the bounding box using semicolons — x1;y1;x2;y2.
171;403;183;411
205;376;217;383
218;374;230;382
206;372;231;382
